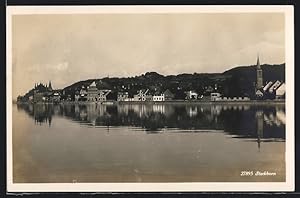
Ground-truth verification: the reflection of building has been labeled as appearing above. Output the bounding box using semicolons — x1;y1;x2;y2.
256;110;264;150
152;104;165;114
51;92;61;103
187;106;198;117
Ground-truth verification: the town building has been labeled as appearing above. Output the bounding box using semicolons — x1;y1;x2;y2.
153;94;165;102
255;55;264;98
33;81;54;103
133;89;149;101
185;91;198;100
87;81;99;102
275;83;285;99
210;92;221;101
256;55;263;90
79;86;88;101
117;92;129;101
98;90;112;101
260;80;285;99
163;89;174;101
210;92;250;101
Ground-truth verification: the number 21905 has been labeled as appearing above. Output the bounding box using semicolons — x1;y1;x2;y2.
240;171;254;176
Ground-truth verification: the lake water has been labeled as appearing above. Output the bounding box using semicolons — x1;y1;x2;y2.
12;103;285;183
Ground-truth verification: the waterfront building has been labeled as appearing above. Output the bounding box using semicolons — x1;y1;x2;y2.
210;92;221;101
117;92;129;101
98;90;111;101
275;83;285;99
185;91;198;100
268;80;282;93
87;81;99;102
133;89;149;101
163;89;174;101
153;94;165;102
260;81;285;99
79;86;88;101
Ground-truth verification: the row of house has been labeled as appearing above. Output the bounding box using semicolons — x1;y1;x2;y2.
117;89;175;102
74;81;111;102
256;80;285;99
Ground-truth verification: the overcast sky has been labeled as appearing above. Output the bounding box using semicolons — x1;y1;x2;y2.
12;13;285;98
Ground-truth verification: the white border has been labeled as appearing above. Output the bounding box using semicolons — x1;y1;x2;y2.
6;5;295;192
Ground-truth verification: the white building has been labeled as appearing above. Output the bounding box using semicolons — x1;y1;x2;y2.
210;92;221;101
153;94;165;102
133;89;149;101
186;91;198;100
268;80;282;93
275;83;285;99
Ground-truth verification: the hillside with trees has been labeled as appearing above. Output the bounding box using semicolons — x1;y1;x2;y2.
18;63;285;101
61;63;285;100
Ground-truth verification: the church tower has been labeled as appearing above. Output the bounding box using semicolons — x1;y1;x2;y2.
256;55;263;89
48;81;53;91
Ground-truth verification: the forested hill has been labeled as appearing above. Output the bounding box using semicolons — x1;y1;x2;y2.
61;63;285;99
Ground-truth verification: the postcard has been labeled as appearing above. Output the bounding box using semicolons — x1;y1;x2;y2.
6;5;294;192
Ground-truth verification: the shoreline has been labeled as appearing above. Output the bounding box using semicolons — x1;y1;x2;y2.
14;100;285;105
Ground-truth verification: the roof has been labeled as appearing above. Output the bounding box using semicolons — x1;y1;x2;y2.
90;81;96;87
262;81;284;93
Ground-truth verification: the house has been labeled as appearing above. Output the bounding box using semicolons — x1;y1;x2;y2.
163;89;174;101
255;89;264;98
79;86;88;101
259;81;285;100
210;92;221;101
268;80;282;93
153;93;165;102
98;89;111;101
185;91;198;100
133;89;149;101
275;83;285;99
87;81;99;102
117;92;129;101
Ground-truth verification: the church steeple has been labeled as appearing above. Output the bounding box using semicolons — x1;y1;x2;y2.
256;54;263;89
257;54;261;69
48;81;53;91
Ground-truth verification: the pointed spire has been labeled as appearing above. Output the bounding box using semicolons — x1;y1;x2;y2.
257;54;261;69
48;80;53;90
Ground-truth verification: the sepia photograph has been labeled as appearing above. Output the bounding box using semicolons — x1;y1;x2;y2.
6;6;294;192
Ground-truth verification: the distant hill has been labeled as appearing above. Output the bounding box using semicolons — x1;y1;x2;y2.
60;63;285;100
19;63;285;100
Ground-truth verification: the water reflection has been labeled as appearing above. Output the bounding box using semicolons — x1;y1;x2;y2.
17;103;285;145
14;103;286;183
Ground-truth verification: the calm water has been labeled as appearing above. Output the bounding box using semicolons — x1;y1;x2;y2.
13;103;286;183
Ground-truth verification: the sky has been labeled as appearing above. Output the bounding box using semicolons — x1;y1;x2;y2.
12;13;285;98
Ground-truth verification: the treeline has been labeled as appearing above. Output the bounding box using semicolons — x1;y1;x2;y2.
62;63;285;100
